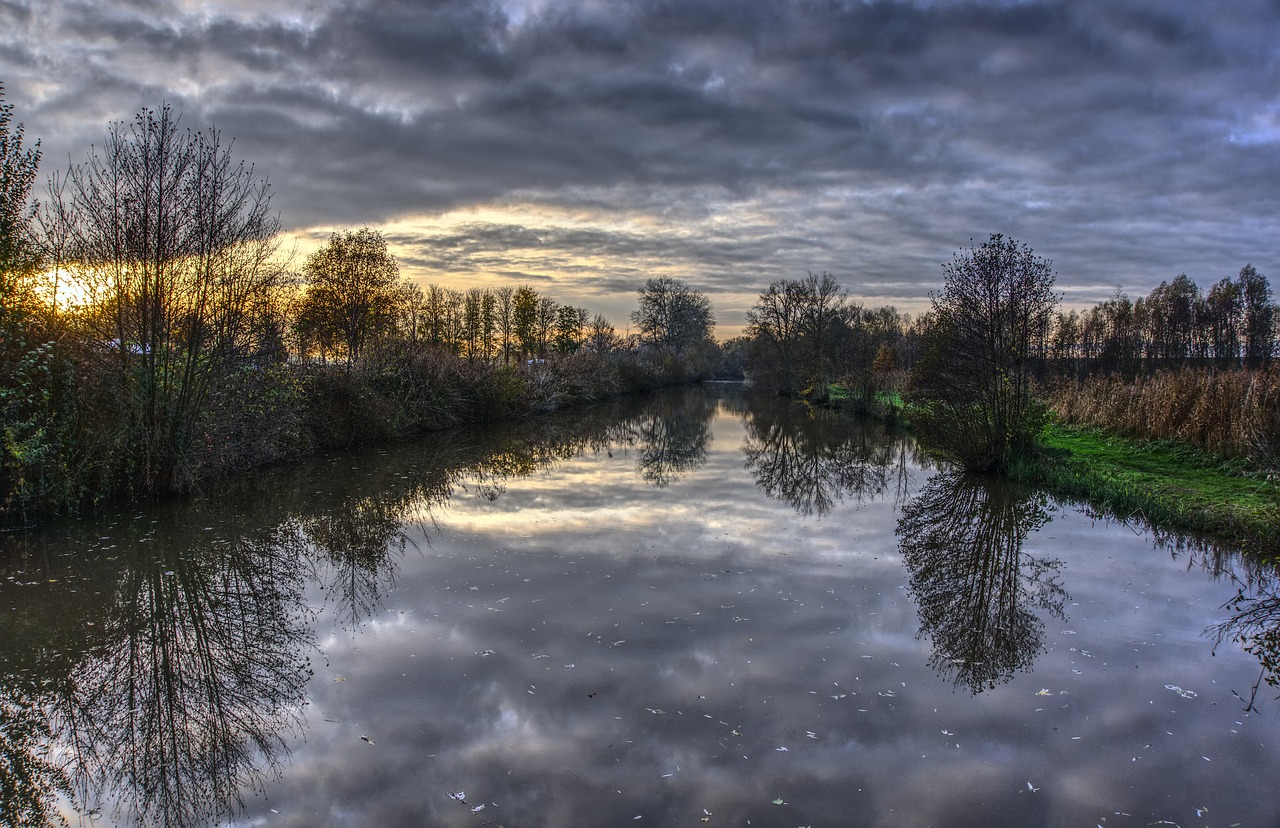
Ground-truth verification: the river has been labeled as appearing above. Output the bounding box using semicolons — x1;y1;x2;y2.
1;384;1277;827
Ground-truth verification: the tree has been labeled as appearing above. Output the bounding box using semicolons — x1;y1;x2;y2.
1204;276;1242;366
630;276;714;352
511;285;539;359
1143;274;1201;364
0;83;40;285
297;227;402;367
494;285;515;364
461;287;497;359
553;304;584;354
585;312;618;354
908;234;1058;472
795;272;851;394
63;104;286;493
0;83;55;521
745;277;807;393
1239;265;1275;367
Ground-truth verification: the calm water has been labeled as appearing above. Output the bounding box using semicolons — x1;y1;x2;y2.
2;385;1278;828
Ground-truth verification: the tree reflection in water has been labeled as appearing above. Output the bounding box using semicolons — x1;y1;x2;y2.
621;388;716;487
898;471;1068;693
0;515;316;828
742;398;909;516
1210;566;1280;711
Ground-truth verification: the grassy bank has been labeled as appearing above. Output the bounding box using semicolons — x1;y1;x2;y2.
817;381;1277;554
1009;424;1279;556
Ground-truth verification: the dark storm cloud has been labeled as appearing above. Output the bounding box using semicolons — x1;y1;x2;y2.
3;0;1280;319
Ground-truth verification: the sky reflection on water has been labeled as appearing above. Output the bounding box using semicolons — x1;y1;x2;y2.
2;386;1278;828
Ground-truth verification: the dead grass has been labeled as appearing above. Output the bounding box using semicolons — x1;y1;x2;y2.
1046;366;1280;468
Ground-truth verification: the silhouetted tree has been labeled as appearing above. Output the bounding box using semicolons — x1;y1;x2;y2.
1143;274;1201;364
297;227;403;368
1204;276;1243;366
62;104;286;493
631;276;714;353
1239;265;1275;367
908;234;1057;471
745;276;813;394
585;312;618;354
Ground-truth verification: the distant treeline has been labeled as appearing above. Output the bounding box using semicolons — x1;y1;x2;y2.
1047;268;1276;377
732;237;1277;477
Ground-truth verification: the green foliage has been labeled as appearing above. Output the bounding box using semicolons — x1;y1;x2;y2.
0;85;64;525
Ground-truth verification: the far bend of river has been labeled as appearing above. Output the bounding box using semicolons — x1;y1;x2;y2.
2;385;1279;828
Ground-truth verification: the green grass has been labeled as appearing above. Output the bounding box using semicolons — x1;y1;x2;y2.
1010;424;1279;556
818;384;909;425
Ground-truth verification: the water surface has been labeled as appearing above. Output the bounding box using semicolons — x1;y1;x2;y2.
2;385;1278;827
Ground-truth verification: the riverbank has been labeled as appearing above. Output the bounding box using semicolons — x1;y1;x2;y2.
813;382;1277;555
1;346;712;530
1008;424;1279;556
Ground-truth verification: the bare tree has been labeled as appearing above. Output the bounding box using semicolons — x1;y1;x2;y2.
745;277;806;393
630;276;714;353
1239;265;1275;367
494;285;515;364
586;312;618;354
908;234;1057;472
62;104;286;492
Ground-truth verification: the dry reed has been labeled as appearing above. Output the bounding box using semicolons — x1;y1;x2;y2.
1046;366;1280;466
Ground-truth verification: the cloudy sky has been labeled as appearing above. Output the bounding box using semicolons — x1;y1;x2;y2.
3;0;1279;332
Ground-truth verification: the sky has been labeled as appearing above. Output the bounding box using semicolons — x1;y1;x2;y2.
3;0;1279;334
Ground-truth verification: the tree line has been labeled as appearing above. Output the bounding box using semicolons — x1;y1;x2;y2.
1047;268;1275;377
293;229;629;366
4;92;1277;524
737;234;1277;476
0;97;719;526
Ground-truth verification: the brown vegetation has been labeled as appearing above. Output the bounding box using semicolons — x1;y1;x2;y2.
1046;366;1280;467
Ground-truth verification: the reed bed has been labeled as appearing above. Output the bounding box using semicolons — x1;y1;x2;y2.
1045;366;1280;467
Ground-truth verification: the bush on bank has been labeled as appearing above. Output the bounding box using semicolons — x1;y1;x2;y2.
0;342;712;529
